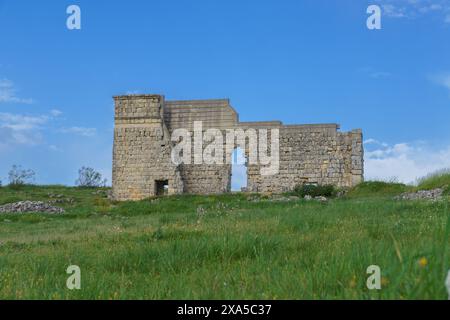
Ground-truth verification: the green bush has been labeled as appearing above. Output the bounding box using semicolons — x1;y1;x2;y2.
293;184;336;198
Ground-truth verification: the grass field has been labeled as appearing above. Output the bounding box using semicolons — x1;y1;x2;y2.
0;182;449;300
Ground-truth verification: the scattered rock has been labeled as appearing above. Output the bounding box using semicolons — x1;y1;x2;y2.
269;195;300;202
246;193;327;202
269;194;283;201
92;190;108;196
47;193;64;199
196;206;206;217
48;198;75;205
314;196;328;202
336;190;348;198
0;201;65;214
394;188;443;201
303;195;327;202
47;193;75;205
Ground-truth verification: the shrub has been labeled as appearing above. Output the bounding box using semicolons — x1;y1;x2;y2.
75;167;107;187
8;165;35;187
293;184;336;198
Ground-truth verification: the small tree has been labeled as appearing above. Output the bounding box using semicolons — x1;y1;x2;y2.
8;165;35;186
75;166;107;187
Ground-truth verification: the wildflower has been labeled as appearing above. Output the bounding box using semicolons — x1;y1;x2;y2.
418;257;428;268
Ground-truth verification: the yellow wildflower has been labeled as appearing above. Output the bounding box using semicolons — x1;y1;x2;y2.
418;257;428;267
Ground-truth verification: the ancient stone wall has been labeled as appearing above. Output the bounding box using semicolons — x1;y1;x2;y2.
112;94;364;201
112;95;184;201
163;99;237;194
244;125;363;193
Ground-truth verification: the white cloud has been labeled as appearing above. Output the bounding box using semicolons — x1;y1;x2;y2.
364;138;389;147
0;109;91;150
376;0;450;22
430;73;450;97
0;78;33;104
0;108;98;153
60;126;97;137
0;112;48;147
382;4;407;18
50;109;63;117
0;127;42;148
364;139;450;184
48;144;63;152
0;112;48;130
433;73;450;91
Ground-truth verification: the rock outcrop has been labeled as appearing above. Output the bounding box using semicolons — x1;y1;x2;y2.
0;201;65;214
395;188;444;201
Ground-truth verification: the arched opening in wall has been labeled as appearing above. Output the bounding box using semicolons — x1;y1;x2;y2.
231;147;248;192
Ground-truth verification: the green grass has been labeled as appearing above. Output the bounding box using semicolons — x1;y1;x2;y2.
417;169;450;194
0;185;449;299
345;181;412;199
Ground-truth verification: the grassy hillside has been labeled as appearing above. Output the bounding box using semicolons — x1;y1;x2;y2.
417;169;450;193
345;181;413;198
0;184;449;299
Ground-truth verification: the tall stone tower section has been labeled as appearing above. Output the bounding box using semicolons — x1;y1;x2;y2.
112;94;183;201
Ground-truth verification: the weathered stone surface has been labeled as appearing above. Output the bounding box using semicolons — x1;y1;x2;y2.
46;193;75;204
395;188;444;201
112;94;364;201
0;201;65;214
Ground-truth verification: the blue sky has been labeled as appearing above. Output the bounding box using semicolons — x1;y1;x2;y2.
0;0;449;186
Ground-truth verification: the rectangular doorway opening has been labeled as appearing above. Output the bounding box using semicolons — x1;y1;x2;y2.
155;180;169;196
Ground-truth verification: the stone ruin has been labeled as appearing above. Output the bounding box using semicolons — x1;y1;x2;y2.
111;94;363;201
